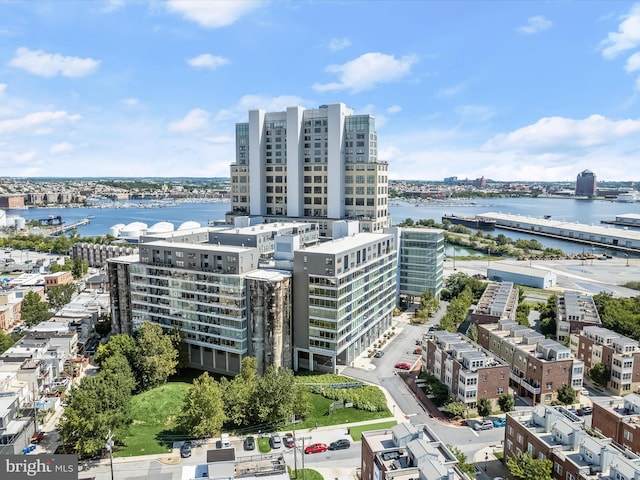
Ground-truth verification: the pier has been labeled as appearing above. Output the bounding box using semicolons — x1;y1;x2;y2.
479;212;640;254
45;219;90;237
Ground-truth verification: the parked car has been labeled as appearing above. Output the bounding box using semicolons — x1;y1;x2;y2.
413;347;422;354
581;387;590;396
492;418;506;428
284;433;295;448
305;443;328;454
577;406;593;416
474;420;494;431
328;439;351;450
243;436;255;451
270;433;282;449
394;362;412;370
374;350;384;358
180;441;192;458
30;432;44;444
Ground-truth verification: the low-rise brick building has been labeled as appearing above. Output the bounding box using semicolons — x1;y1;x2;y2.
44;271;74;292
471;281;519;325
422;330;510;409
556;291;601;343
570;325;640;395
361;423;468;480
591;393;640;455
505;405;640;480
478;320;584;405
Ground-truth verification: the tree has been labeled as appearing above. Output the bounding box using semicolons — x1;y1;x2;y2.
47;283;77;312
95;334;136;367
467;323;478;342
447;444;476;475
168;326;190;372
254;366;299;425
506;452;552;480
58;372;133;456
71;257;89;279
132;322;178;391
21;291;52;326
177;372;226;438
0;331;15;355
515;303;530;326
498;393;515;413
221;357;259;427
589;362;611;387
477;397;492;419
556;384;577;405
442;400;467;419
99;353;136;393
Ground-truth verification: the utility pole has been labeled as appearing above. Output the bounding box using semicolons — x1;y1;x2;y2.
292;415;297;478
106;430;114;480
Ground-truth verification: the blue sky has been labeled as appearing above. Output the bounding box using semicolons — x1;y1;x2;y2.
2;1;640;182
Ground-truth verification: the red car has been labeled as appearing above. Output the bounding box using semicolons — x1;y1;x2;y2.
395;362;412;370
305;443;327;454
284;433;295;448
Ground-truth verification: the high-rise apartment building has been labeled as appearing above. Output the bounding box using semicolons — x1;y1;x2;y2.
575;169;597;197
230;103;390;237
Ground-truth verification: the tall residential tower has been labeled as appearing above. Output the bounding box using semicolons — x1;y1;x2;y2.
229;103;390;237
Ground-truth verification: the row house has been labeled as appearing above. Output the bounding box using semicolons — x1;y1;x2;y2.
570;326;640;395
0;291;22;331
478;320;584;405
556;291;601;343
592;393;640;455
361;423;469;480
470;281;519;325
71;242;138;268
505;405;640;480
422;331;510;409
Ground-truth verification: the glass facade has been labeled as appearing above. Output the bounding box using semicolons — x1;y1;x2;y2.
398;228;445;297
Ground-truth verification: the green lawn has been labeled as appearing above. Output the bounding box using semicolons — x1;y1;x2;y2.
116;382;191;457
289;469;323;480
348;421;398;441
295;393;392;429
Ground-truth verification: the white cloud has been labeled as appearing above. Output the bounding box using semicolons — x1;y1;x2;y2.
328;38;351;51
600;4;640;59
8;47;100;78
437;82;468;98
482;114;640;152
0;111;81;134
313;52;418;93
214;95;309;121
166;0;262;28
187;54;230;70
101;0;124;13
0;83;6;99
625;51;640;72
121;98;139;106
49;142;75;155
386;105;402;114
0;150;37;166
168;108;210;133
517;16;553;35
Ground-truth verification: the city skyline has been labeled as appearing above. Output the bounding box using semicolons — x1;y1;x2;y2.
2;1;640;181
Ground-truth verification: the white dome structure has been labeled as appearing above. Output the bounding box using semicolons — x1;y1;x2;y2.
147;221;175;234
118;222;148;242
110;223;126;237
177;221;201;230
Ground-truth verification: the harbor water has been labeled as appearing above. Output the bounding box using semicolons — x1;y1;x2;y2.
7;196;640;256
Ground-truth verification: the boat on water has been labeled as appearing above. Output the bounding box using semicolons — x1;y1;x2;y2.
442;214;497;230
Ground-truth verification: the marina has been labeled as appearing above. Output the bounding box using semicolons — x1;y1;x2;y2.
442;214;496;230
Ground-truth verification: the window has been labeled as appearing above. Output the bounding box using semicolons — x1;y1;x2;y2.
555;463;563;475
546;382;553;390
624;429;633;441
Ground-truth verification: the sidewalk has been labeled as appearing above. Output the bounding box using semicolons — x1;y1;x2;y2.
473;445;510;480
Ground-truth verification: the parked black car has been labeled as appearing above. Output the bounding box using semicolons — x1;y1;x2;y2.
180;441;192;458
577;406;593;416
243;436;255;451
328;439;351;450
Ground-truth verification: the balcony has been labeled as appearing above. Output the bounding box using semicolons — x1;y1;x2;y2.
520;378;541;394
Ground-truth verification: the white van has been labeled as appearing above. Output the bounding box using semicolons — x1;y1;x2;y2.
220;433;231;448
